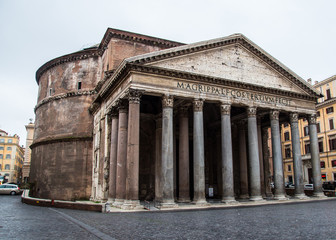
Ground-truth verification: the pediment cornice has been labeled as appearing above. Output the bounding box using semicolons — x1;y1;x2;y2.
98;63;317;102
126;35;320;98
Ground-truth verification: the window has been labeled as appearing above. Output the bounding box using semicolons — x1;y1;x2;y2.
77;81;82;90
49;88;53;96
304;126;309;136
317;122;321;133
330;119;334;130
321;161;325;168
0;139;4;143
285;145;291;158
329;135;336;150
304;141;310;154
326;89;331;100
332;160;336;167
5;154;10;159
5;164;10;170
317;111;320;117
319;139;324;152
8;139;12;143
0;146;3;150
326;107;334;114
287;164;292;172
0;154;2;159
6;147;11;150
321;173;327;181
334;173;336;181
0;164;1;170
284;132;290;141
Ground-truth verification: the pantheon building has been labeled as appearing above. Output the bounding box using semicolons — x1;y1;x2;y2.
30;28;324;209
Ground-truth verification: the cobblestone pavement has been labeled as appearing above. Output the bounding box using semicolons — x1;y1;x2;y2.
2;195;336;240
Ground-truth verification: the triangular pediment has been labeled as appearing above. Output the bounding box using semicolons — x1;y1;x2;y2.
126;34;320;97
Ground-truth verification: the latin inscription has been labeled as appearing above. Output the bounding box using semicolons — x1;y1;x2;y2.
177;82;290;106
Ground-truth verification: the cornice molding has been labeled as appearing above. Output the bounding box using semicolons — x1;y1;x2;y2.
314;75;336;87
36;48;102;84
99;63;317;102
30;135;93;149
99;28;184;51
125;36;320;98
35;90;96;113
316;97;336;108
35;29;184;85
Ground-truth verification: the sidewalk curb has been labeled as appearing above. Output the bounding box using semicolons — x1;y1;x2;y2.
21;190;103;212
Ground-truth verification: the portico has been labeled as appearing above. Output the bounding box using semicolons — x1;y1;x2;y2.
91;34;324;209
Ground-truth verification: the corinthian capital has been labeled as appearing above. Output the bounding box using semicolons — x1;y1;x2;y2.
193;99;204;112
127;89;142;104
308;114;317;125
289;112;299;123
116;99;128;113
162;95;174;108
247;106;257;118
269;110;279;121
110;107;118;118
179;106;189;117
220;103;231;115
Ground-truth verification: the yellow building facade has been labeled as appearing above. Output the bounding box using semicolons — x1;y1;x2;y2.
0;129;24;184
283;75;336;184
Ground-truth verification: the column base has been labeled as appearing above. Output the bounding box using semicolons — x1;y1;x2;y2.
239;194;250;200
192;199;209;206
113;198;124;207
178;197;191;203
273;194;288;201
265;192;274;199
294;193;309;200
221;197;238;204
249;195;264;201
313;192;327;198
107;197;115;204
160;200;178;209
121;200;143;210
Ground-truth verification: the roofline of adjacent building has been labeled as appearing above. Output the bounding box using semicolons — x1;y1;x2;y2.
316;97;336;108
314;75;336;87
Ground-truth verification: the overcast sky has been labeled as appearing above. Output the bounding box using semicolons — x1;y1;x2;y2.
0;0;335;146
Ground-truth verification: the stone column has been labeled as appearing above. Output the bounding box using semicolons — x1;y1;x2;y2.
193;99;207;205
114;100;128;207
257;120;265;198
161;95;177;208
270;110;287;200
155;117;162;202
178;107;190;202
247;107;263;201
238;120;249;199
103;113;111;201
123;90;142;210
308;114;325;197
108;108;118;203
220;104;236;203
262;128;273;198
290;113;307;199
